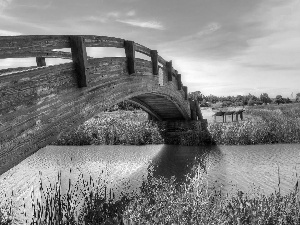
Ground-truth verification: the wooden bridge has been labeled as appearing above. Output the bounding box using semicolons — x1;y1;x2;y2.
0;35;205;175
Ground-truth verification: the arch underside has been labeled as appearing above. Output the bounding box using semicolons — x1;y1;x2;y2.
128;94;187;121
0;56;190;175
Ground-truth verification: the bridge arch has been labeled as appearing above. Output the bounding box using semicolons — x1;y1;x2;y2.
0;35;203;175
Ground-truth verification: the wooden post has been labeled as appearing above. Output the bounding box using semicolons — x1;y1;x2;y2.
177;74;182;90
150;50;158;75
36;57;46;67
166;60;172;81
183;86;188;100
195;100;203;120
69;36;89;88
189;99;197;120
124;40;135;75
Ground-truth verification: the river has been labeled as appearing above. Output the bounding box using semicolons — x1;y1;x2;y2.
0;143;300;223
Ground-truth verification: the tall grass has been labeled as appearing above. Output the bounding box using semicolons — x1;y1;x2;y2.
54;110;213;146
123;166;300;224
208;104;300;145
0;163;134;224
1;165;300;224
54;111;164;146
55;104;300;146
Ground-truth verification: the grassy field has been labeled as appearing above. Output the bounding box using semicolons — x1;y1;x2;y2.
204;103;300;145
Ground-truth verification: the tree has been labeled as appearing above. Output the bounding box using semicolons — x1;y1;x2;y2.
189;91;203;102
296;93;300;102
274;95;284;105
260;93;272;104
206;94;219;104
283;97;292;104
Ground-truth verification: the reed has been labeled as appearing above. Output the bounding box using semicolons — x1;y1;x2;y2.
1;165;300;224
54;110;164;146
123;166;300;224
208;104;300;145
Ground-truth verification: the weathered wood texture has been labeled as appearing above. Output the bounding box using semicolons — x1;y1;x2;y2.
177;74;182;90
36;57;46;67
0;35;204;175
183;86;188;100
0;56;190;175
0;35;125;59
150;50;158;75
166;61;172;81
135;43;151;56
124;40;136;74
69;36;89;87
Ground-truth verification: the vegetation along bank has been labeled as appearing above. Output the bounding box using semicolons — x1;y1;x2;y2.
54;102;300;146
1;166;300;224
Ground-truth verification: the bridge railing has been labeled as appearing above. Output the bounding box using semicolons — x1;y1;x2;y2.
0;35;188;99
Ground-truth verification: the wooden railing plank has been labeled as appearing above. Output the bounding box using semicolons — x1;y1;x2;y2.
157;55;166;66
83;35;124;48
135;43;151;56
0;35;70;55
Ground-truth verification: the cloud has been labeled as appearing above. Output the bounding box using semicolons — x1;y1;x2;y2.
234;0;300;72
0;29;22;35
0;0;12;11
126;10;136;17
116;19;164;30
107;11;120;18
239;62;300;71
14;1;52;10
84;11;120;23
197;22;221;37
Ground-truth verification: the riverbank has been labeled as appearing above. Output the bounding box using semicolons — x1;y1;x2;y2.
1;165;299;224
205;103;300;145
54;103;300;146
53;110;213;146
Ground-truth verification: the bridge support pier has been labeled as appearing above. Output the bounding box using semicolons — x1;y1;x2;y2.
189;99;204;121
157;119;211;145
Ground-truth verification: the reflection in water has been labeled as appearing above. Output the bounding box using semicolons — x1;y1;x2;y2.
0;143;300;223
150;145;219;183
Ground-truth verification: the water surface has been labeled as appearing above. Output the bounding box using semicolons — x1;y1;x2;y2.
1;143;300;223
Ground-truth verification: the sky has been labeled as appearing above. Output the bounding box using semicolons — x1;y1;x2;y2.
1;0;300;98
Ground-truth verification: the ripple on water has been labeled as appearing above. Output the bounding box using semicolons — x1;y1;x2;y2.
1;143;300;223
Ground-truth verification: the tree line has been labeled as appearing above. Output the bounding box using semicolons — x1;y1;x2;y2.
189;91;300;107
